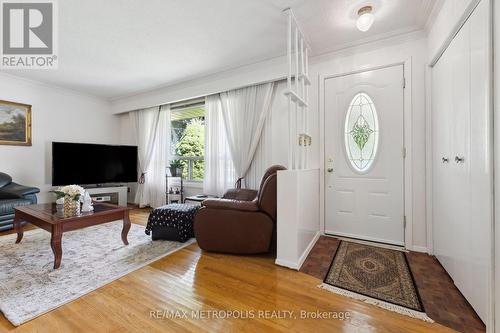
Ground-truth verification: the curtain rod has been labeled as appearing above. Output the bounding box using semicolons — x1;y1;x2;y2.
168;77;287;107
129;77;287;113
170;98;205;110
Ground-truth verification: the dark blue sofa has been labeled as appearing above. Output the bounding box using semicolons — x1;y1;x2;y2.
0;172;40;231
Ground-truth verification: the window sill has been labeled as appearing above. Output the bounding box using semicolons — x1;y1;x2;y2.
184;181;203;189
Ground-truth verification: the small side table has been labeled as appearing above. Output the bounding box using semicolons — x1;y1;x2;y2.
184;195;218;206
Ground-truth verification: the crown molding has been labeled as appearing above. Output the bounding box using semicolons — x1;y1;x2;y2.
311;25;425;59
310;29;426;64
417;0;437;28
0;72;110;102
424;0;445;32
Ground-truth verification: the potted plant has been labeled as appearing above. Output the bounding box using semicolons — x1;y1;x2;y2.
169;160;184;177
50;185;85;217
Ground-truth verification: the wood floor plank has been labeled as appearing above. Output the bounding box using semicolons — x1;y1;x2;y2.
0;209;458;332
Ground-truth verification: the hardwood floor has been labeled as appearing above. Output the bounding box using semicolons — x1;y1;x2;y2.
0;209;457;332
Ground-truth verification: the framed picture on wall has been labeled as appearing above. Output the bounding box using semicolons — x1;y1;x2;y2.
0;100;32;146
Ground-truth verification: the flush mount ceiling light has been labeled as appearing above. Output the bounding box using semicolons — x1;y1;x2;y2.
356;6;374;32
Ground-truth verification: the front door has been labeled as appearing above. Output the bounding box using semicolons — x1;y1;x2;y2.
324;65;405;245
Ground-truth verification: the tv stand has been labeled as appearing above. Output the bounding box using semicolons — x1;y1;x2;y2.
85;184;125;189
84;186;127;206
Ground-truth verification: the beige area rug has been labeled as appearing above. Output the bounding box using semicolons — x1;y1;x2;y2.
0;221;194;326
319;241;433;322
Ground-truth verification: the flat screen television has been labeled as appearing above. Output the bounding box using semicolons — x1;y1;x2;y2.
52;142;138;186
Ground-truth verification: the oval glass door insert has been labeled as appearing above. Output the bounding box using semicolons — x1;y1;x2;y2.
344;92;379;173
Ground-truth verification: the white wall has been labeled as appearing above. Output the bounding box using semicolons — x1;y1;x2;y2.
0;73;120;203
111;56;288;114
277;169;320;269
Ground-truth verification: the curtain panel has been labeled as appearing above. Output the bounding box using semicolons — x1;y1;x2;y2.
130;105;170;208
220;82;276;186
203;82;276;195
203;95;236;196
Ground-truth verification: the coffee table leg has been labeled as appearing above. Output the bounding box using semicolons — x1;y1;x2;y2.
122;211;131;245
14;214;23;244
51;225;63;269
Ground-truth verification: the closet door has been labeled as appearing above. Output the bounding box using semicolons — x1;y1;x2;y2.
432;0;491;322
432;48;454;276
464;0;491;320
448;9;470;293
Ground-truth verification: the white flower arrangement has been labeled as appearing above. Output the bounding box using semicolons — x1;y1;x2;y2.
51;185;85;202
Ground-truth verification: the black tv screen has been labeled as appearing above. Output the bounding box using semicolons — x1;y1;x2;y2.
52;142;138;186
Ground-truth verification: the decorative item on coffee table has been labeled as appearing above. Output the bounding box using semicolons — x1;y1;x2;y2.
50;185;85;217
81;191;94;212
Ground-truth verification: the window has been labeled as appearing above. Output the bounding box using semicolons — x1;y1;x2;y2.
344;92;379;173
170;100;205;181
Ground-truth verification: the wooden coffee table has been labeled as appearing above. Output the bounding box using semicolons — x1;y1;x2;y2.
13;202;131;269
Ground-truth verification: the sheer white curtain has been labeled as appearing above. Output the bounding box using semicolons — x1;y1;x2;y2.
203;95;236;196
220;82;276;187
244;81;288;189
203;82;277;195
130;105;170;207
244;108;274;189
148;105;170;207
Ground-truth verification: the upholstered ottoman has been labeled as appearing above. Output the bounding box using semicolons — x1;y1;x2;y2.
145;204;199;242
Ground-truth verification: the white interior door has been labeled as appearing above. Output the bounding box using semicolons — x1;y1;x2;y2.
324;65;405;245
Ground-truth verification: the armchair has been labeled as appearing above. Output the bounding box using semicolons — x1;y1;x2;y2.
0;172;40;231
194;165;286;254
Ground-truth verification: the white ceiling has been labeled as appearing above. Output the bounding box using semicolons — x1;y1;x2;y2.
2;0;437;99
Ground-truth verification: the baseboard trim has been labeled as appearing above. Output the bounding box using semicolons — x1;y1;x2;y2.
411;246;428;253
275;231;320;271
297;231;320;270
275;258;300;270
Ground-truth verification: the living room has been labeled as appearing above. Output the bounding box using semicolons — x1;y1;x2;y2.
0;0;499;332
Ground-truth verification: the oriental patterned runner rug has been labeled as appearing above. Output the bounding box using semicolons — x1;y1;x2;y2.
319;241;433;322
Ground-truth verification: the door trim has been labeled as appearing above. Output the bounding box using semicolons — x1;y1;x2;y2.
319;60;413;250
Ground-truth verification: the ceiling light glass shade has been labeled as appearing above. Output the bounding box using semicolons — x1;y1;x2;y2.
356;12;374;32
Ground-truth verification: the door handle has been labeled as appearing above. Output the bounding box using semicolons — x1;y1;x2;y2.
327;168;334;173
442;157;449;163
455;156;465;163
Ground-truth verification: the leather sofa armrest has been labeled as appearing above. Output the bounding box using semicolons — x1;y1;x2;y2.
0;182;40;199
202;198;259;212
222;188;258;201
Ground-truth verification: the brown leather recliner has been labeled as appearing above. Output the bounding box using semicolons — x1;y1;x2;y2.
194;165;286;254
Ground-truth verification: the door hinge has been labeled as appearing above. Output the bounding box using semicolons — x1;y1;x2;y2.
402;77;406;89
402;147;407;158
403;216;407;229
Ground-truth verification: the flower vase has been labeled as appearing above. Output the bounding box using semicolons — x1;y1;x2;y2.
63;195;80;217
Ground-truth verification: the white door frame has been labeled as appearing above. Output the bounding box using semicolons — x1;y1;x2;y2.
319;59;413;250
